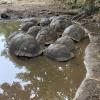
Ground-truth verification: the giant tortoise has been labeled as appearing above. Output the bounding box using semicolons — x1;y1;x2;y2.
20;21;38;32
8;33;42;57
50;15;72;32
55;36;76;52
43;43;74;61
27;26;42;37
36;26;58;46
39;17;51;26
62;24;86;42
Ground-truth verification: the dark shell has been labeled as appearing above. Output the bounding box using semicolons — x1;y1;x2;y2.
8;31;20;40
50;15;72;32
39;17;51;26
55;36;76;52
20;21;38;32
62;24;86;42
36;26;58;45
8;33;42;57
7;31;25;45
27;26;42;37
44;43;74;61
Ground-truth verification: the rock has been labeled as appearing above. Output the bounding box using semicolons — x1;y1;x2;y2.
74;78;100;100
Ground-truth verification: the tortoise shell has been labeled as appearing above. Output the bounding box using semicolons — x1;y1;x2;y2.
63;24;86;42
55;36;76;52
44;43;74;61
8;33;42;57
36;26;58;45
50;15;72;32
27;26;42;37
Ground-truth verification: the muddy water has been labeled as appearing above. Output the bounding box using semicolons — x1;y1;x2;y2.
0;21;89;100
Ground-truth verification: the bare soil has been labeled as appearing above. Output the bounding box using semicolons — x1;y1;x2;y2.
0;0;75;19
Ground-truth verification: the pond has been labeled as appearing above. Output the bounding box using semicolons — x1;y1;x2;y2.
0;21;89;100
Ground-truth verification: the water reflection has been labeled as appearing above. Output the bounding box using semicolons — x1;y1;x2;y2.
0;30;27;84
0;21;89;100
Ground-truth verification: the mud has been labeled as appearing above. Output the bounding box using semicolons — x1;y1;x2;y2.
73;26;100;100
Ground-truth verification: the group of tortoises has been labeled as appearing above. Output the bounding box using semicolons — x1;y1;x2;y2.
7;15;88;61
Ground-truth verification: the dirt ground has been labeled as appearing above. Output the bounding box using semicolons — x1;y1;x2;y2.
0;0;99;31
0;0;75;19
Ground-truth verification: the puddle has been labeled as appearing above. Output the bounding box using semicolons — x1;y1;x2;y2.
0;21;89;100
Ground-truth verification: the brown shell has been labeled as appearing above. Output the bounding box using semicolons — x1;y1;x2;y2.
50;15;72;32
36;26;58;45
44;43;74;61
39;17;51;26
55;36;76;52
27;26;42;37
63;24;86;42
20;21;38;32
8;33;42;57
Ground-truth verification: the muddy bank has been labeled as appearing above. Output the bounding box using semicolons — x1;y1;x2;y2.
73;29;100;99
0;0;80;20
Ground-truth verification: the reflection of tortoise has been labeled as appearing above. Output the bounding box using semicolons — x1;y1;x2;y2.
44;43;74;62
27;26;42;37
62;24;86;42
20;21;38;32
36;26;58;45
8;33;42;57
55;36;76;52
50;15;72;32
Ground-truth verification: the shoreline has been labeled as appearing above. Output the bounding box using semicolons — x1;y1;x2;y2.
73;32;100;100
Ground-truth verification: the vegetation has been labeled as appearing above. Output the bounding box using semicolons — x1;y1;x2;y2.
82;0;96;14
52;0;99;20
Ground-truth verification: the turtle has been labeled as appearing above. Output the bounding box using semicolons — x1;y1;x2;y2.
36;26;58;46
27;26;42;37
8;33;42;57
39;17;51;26
62;24;86;42
55;36;76;52
43;43;74;62
8;31;20;40
20;21;38;32
7;31;25;45
50;15;72;32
